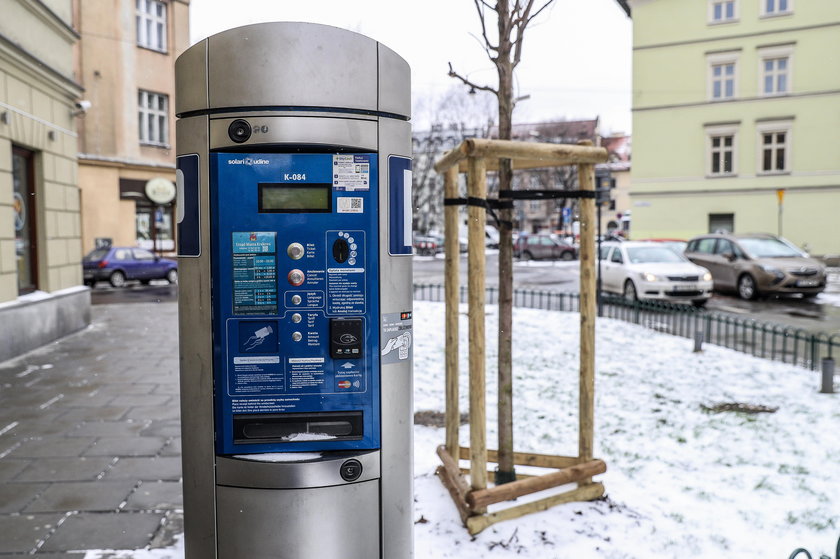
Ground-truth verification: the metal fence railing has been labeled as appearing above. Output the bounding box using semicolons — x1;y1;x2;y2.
413;283;840;371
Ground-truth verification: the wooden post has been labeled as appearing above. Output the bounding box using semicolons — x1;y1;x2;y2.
577;142;597;484
466;459;607;509
444;166;461;458
465;483;605;535
467;156;488;507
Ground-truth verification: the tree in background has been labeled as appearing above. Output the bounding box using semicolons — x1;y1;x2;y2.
412;88;496;235
448;0;555;485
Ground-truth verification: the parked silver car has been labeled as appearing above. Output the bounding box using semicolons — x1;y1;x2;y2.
684;233;826;300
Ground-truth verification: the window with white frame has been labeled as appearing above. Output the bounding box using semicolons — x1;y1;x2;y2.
762;58;789;95
709;0;737;23
761;0;792;17
710;135;735;175
136;0;167;52
706;124;738;176
757;121;792;174
138;90;168;146
758;44;793;96
712;63;736;99
707;51;739;100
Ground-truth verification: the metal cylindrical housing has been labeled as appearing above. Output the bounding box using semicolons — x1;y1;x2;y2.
176;22;412;559
176;22;410;120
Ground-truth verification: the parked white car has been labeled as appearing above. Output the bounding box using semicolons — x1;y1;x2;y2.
599;241;714;307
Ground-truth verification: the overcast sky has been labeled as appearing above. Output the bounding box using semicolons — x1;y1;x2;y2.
189;0;633;134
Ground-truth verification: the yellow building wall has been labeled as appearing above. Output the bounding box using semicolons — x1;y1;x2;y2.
76;0;189;254
0;0;83;302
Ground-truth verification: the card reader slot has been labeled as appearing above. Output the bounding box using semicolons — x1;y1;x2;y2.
233;412;363;444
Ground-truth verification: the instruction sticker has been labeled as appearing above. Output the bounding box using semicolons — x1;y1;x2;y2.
333;155;371;191
381;311;413;364
232;232;278;315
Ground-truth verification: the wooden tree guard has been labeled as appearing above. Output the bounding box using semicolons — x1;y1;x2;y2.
433;138;609;535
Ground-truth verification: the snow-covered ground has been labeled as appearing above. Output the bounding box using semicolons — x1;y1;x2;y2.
85;301;839;558
413;302;839;558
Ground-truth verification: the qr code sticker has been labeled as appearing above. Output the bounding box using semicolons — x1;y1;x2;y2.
338;197;364;213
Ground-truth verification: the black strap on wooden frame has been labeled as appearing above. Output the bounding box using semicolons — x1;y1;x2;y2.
498;189;597;200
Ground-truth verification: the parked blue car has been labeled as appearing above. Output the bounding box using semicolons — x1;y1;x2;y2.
83;247;178;287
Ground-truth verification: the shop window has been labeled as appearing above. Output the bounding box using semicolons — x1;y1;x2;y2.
135;201;175;252
12;147;37;294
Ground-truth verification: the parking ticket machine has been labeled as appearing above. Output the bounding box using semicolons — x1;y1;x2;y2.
175;23;413;558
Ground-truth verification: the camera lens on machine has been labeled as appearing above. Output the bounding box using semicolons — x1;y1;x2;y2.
228;119;251;143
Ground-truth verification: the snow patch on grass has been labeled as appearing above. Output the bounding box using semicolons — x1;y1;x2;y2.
413;301;840;558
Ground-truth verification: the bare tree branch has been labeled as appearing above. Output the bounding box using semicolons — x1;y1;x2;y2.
511;0;553;69
523;0;554;29
447;62;499;95
468;32;498;60
511;0;534;67
474;0;499;54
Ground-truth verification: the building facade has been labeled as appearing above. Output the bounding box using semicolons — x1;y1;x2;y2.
505;121;632;237
74;0;190;254
628;0;840;256
0;0;89;361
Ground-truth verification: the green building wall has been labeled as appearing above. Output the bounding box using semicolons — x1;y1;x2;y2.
630;0;840;256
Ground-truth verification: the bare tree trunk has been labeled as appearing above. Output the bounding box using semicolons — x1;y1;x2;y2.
495;4;516;485
448;0;556;487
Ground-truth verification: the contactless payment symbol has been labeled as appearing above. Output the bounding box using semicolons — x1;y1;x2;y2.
381;331;412;361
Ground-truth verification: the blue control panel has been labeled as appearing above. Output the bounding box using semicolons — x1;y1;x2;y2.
210;152;380;454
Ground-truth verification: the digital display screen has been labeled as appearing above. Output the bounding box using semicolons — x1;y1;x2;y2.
258;184;332;213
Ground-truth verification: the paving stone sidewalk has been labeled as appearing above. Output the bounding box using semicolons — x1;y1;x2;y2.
0;302;182;557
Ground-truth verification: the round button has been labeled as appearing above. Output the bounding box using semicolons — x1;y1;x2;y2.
339;459;363;482
343;233;350;239
350;251;357;258
291;313;302;324
348;258;356;266
288;269;305;286
287;243;305;260
350;243;357;251
347;237;355;244
292;331;302;342
291;295;302;305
